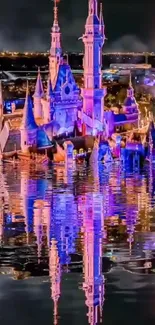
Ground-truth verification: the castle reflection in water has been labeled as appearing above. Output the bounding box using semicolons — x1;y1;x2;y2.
0;162;155;325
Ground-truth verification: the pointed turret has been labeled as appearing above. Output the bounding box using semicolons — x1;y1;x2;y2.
127;73;134;97
49;0;63;88
52;0;60;33
123;73;138;113
88;0;98;16
129;72;132;88
99;3;104;34
33;68;44;119
22;81;37;130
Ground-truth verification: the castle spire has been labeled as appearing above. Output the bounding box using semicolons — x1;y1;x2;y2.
33;68;44;119
34;67;44;98
49;0;62;88
127;72;134;98
129;72;133;89
99;2;104;33
89;0;98;16
21;81;38;130
0;81;3;114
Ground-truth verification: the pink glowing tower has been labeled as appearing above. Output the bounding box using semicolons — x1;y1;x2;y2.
49;0;63;88
81;0;106;135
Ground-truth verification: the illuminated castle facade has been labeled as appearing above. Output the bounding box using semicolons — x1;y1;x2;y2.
33;0;82;136
32;0;107;138
20;82;51;152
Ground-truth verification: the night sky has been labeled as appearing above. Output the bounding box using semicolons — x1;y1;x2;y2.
0;0;154;52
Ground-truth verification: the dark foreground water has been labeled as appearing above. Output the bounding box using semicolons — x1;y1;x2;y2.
0;161;155;324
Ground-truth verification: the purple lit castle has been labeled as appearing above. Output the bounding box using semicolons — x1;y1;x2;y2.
80;1;106;135
31;0;106;139
33;0;82;137
20;81;51;152
18;0;141;154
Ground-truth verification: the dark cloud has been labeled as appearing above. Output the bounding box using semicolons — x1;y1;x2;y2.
106;35;148;53
0;0;153;51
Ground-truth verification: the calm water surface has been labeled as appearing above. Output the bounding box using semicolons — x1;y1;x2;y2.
0;162;155;324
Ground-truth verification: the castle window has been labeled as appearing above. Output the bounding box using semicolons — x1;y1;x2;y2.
24;141;26;145
65;86;70;95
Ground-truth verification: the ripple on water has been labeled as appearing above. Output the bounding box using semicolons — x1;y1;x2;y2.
0;162;155;323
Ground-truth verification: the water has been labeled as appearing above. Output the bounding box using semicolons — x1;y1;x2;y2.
0;161;155;324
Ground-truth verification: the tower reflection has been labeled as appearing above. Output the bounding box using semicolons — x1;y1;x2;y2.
81;193;104;325
1;162;155;322
49;238;61;325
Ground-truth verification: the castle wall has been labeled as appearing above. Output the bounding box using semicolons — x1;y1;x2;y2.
53;102;81;129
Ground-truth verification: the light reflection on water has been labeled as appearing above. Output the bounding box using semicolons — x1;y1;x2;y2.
0;162;155;324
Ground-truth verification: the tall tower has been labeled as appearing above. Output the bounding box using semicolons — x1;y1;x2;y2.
81;0;106;134
49;0;63;88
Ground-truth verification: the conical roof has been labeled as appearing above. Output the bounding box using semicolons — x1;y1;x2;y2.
37;128;51;147
124;73;137;107
21;81;38;130
128;73;133;90
34;68;44;98
99;3;104;26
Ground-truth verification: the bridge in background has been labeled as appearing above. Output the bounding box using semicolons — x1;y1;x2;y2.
1;70;84;81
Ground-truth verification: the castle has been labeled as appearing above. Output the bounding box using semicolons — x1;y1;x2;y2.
0;0;140;153
20;0;107;149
